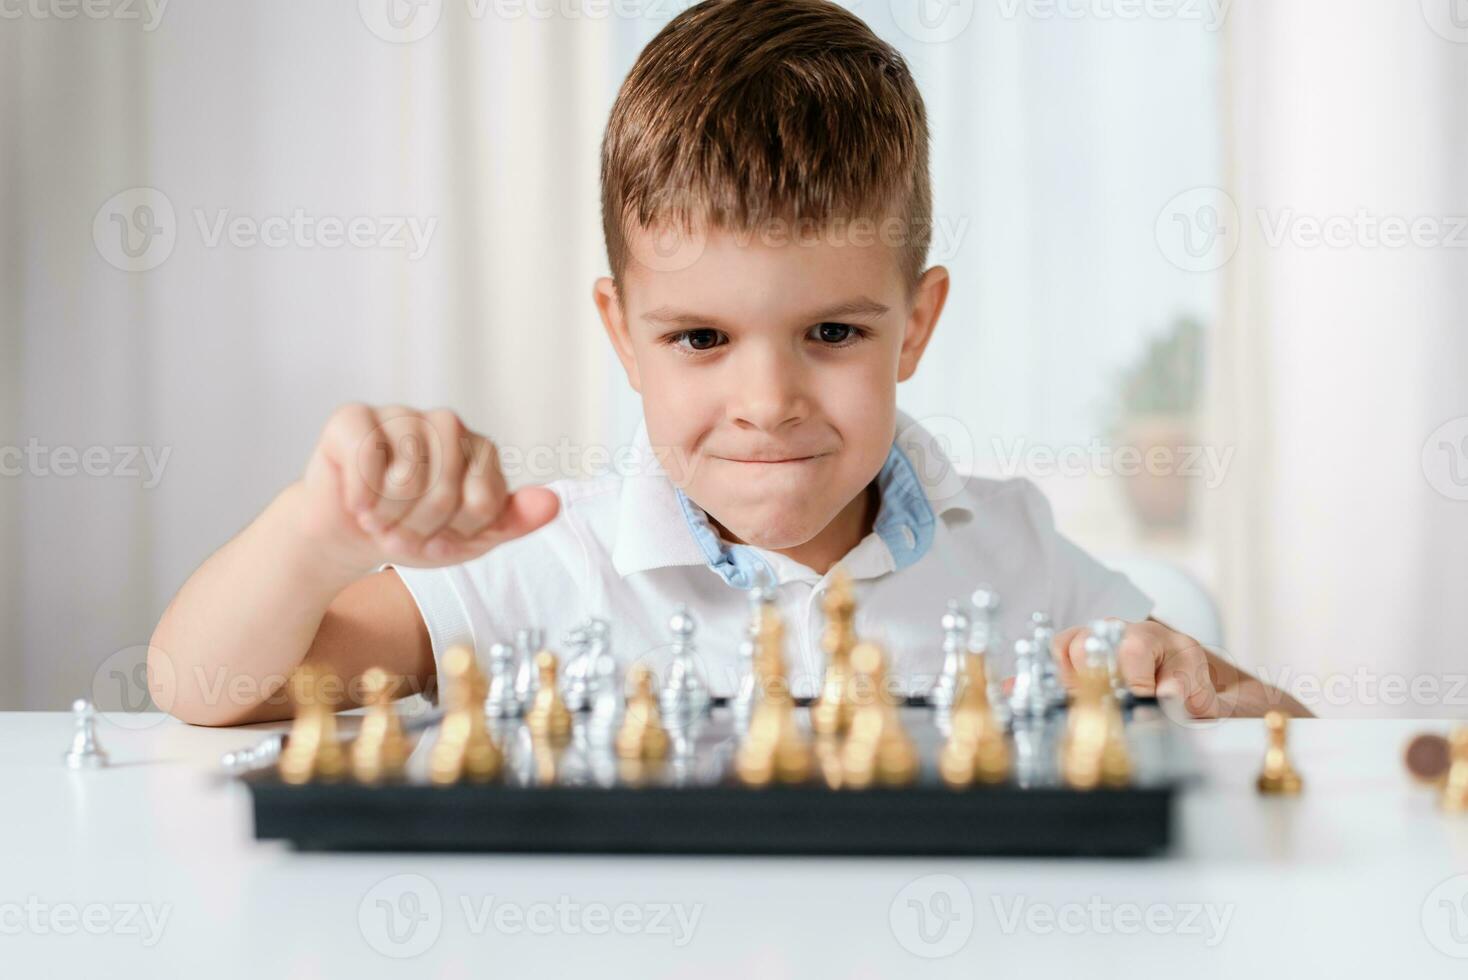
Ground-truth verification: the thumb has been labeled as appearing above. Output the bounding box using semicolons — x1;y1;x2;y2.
482;485;560;541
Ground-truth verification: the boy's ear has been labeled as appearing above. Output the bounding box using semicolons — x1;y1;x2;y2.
593;276;641;392
897;265;950;383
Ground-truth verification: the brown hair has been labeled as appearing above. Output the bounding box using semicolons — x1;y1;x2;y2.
600;0;932;295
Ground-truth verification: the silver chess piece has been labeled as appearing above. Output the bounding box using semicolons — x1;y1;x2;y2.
733;582;776;730
484;642;520;718
969;586;1008;723
63;698;108;770
1031;612;1066;710
1097;619;1131;705
659;605;711;727
586;654;623;750
511;627;544;711
561;621;595;712
929;599;969;710
1008;637;1049;719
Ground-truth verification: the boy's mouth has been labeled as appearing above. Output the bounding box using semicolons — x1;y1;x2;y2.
715;452;829;465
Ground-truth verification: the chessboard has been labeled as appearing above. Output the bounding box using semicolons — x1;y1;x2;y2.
236;572;1195;857
240;697;1190;857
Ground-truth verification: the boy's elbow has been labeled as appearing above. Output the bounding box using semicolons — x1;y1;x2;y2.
146;628;250;727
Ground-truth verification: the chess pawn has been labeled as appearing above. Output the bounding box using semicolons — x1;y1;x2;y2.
1441;727;1468;811
511;627;544;713
525;650;573;746
63;698;108;770
616;664;670;761
1256;709;1303;795
968;586;1007;719
1062;663;1113;791
1008;638;1047;719
350;667;411;783
586;654;624;749
733;584;776;730
939;655;1009;788
735;609;812;787
811;567;857;736
841;642;917;789
929;600;968;711
430;646;502;785
1031;612;1066;709
279;665;347;785
659;605;711;727
484;642;520;718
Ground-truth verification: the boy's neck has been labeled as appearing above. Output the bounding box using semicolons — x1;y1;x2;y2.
712;480;880;577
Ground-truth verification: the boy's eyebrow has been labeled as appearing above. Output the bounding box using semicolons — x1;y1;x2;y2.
642;297;891;328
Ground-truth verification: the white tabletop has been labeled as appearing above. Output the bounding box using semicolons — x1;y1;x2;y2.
6;712;1468;978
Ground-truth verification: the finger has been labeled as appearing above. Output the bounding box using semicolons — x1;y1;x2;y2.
469;486;560;545
365;409;437;532
391;409;468;541
1116;625;1165;698
1055;626;1088;685
446;433;507;538
319;403;383;517
1156;640;1219;718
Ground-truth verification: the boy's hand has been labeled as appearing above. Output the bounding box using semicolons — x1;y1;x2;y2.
299;404;559;572
1054;619;1225;718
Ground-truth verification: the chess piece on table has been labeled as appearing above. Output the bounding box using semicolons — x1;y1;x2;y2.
1008;637;1048;719
733;583;776;730
616;663;670;762
525;650;573;746
1061;652;1129;791
511;627;544;713
841;642;917;789
1098;619;1132;705
967;586;1006;717
1030;612;1066;710
429;646;502;785
560;622;595;712
929;599;969;712
278;665;347;785
659;605;711;727
586;654;624;749
1440;727;1468;811
484;642;520;719
63;698;108;770
351;667;411;784
1256;709;1303;795
736;607;812;787
939;654;1009;788
811;567;857;736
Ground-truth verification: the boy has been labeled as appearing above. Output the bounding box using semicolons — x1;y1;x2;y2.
150;0;1301;726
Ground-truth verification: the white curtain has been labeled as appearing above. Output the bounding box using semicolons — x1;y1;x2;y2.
1212;0;1468;717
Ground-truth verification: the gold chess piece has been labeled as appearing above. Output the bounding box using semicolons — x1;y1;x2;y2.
1440;726;1468;811
939;653;1010;788
429;646;502;785
735;608;812;787
525;649;572;746
810;567;857;737
841;642;917;789
278;664;347;785
616;664;670;761
1256;709;1303;795
350;667;411;784
1061;666;1109;791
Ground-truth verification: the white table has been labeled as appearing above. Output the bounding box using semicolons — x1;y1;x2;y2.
6;713;1468;978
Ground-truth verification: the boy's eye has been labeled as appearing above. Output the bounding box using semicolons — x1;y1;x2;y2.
811;322;867;346
666;328;727;353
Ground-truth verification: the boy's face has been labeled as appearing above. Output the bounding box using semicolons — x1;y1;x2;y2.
594;220;948;552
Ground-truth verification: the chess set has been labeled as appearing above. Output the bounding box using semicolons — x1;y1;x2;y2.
227;573;1199;857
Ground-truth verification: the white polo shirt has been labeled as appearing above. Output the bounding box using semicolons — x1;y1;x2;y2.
393;410;1153;698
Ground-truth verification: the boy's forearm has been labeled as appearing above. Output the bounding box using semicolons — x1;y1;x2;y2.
149;482;371;726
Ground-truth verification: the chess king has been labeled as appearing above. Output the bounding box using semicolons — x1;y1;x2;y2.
149;0;1307;726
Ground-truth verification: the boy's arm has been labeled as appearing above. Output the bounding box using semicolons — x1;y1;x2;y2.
148;405;558;727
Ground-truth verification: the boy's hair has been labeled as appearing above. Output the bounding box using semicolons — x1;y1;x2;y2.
600;0;932;296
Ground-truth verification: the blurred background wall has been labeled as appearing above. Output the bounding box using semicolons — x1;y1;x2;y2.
2;0;1466;716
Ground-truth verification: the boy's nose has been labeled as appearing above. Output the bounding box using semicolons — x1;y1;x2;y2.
729;345;809;432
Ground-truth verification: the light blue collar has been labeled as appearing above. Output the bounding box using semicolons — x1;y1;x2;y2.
673;438;937;589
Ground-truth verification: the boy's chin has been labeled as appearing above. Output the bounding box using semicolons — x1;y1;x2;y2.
714;509;828;551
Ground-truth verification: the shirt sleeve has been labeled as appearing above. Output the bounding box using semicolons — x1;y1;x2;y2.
1019;479;1156;629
